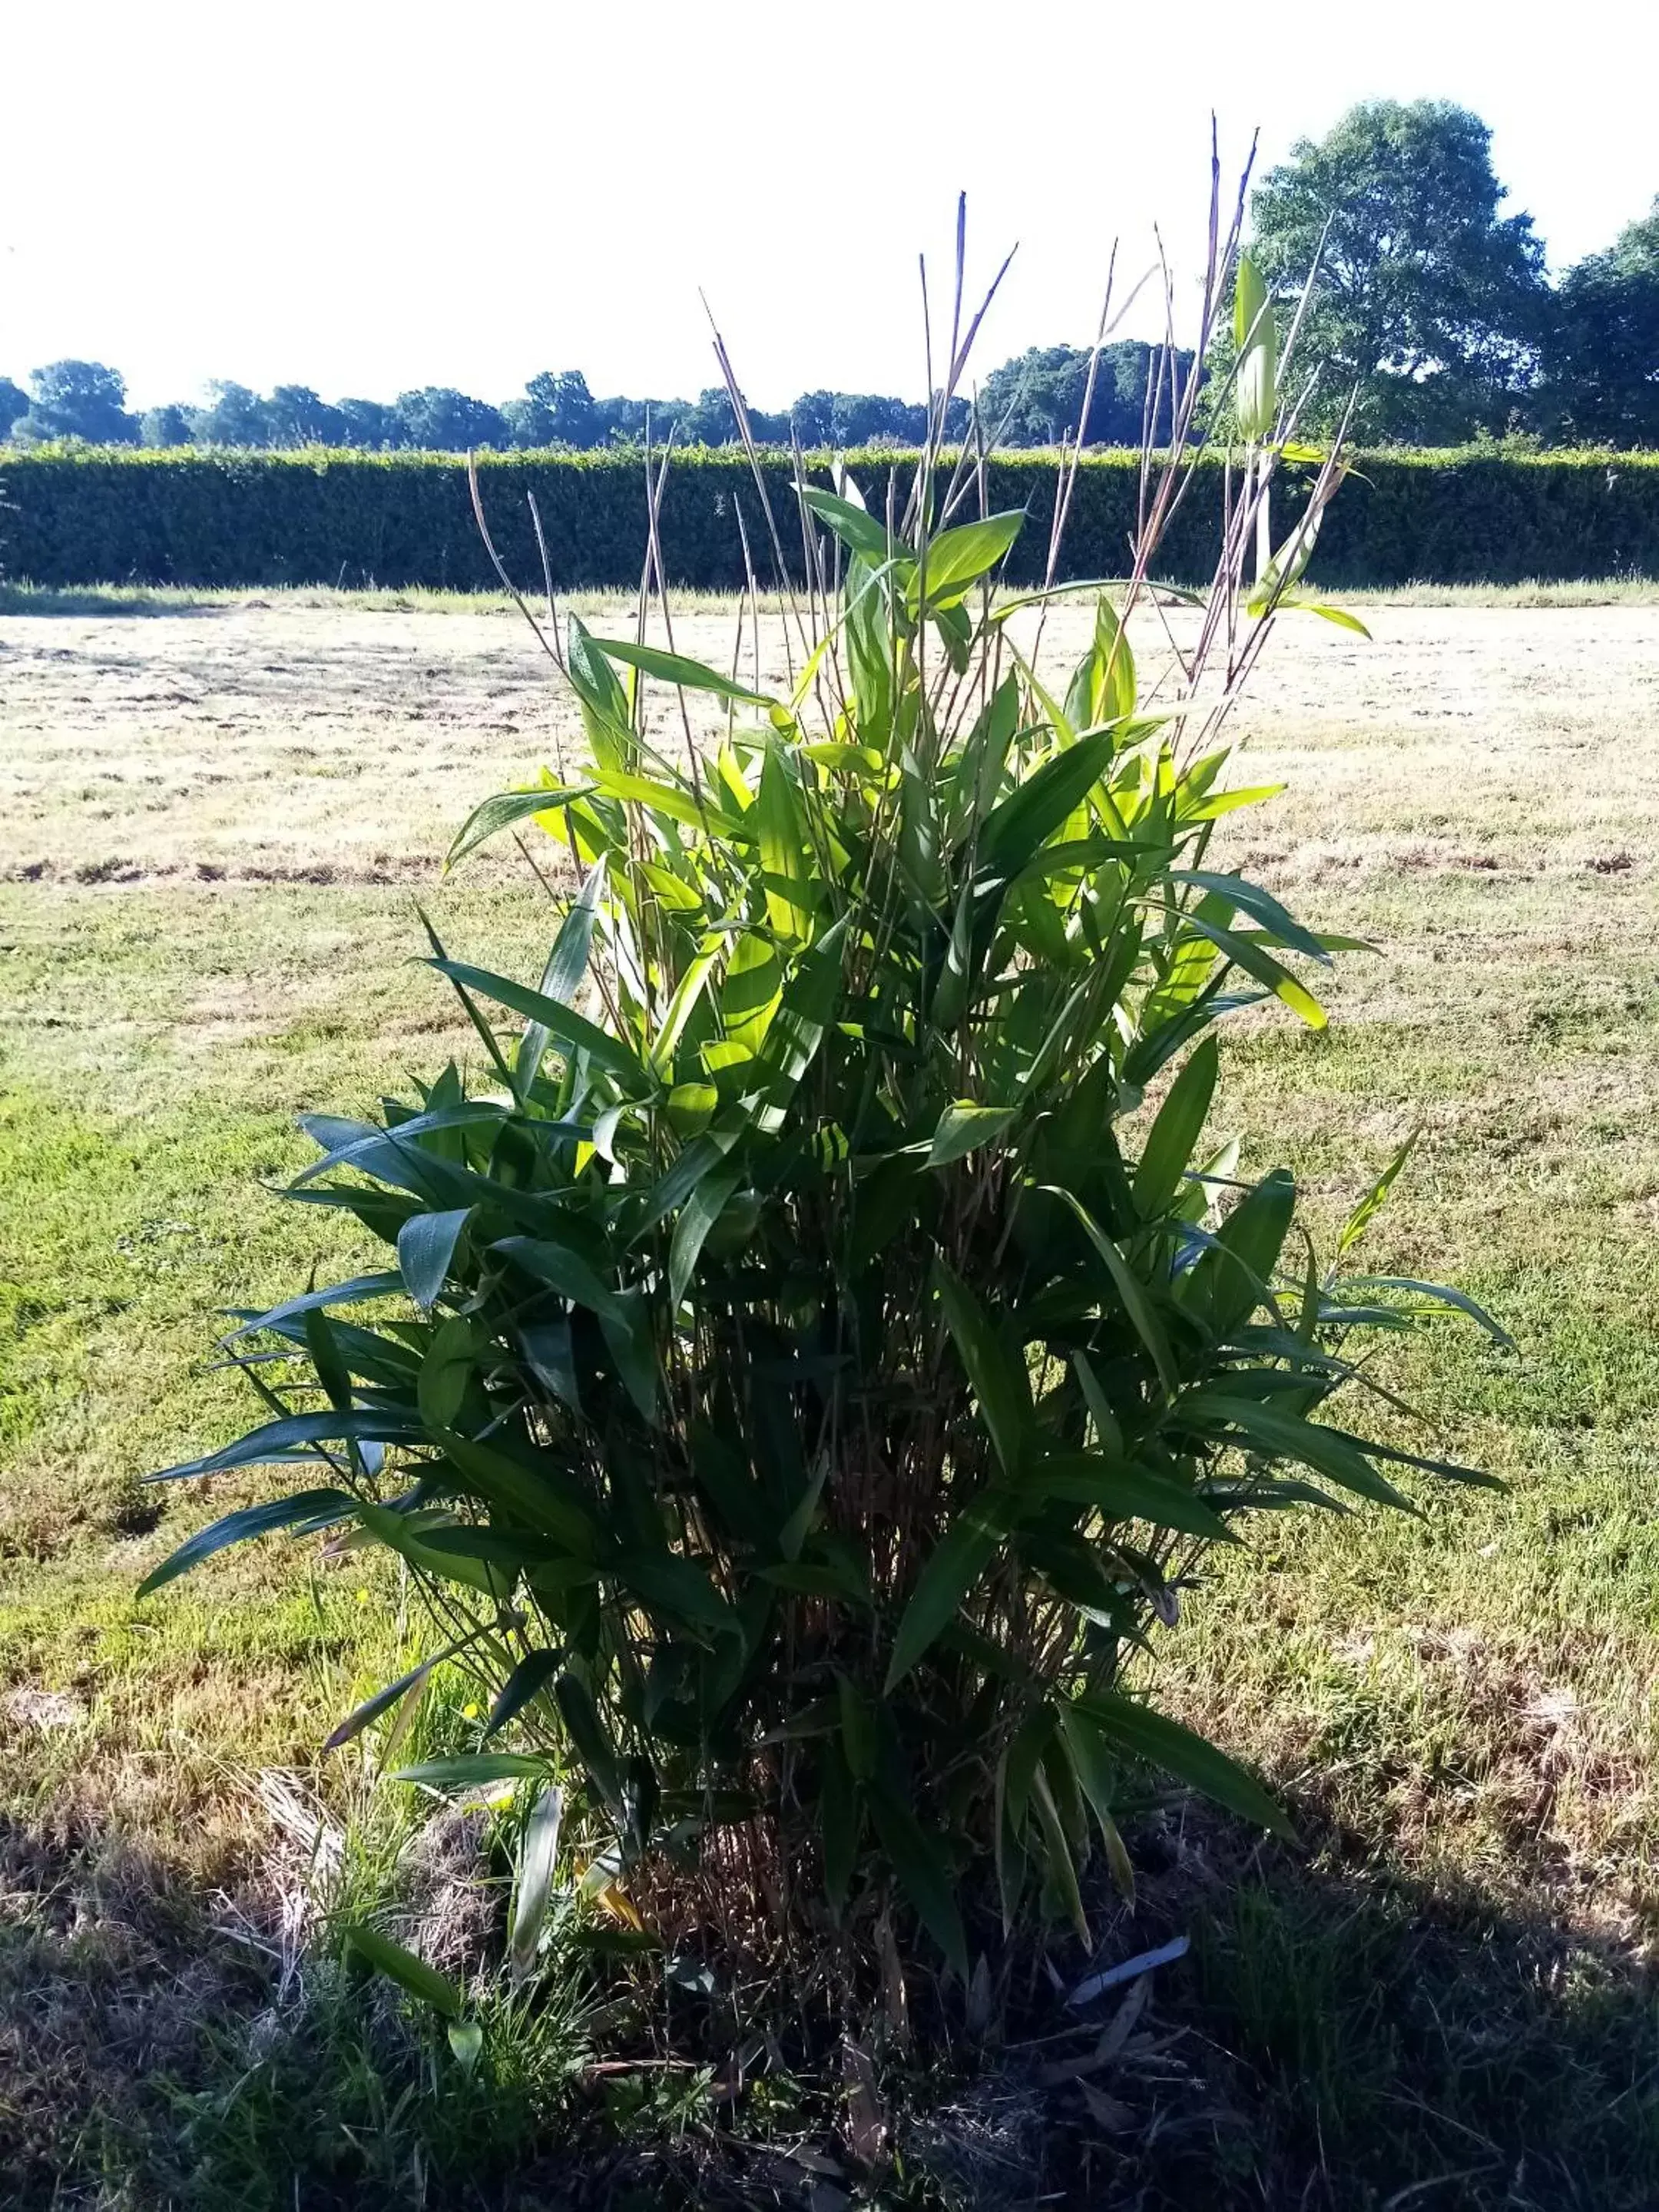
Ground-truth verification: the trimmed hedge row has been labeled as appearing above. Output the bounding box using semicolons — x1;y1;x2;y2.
4;445;1659;591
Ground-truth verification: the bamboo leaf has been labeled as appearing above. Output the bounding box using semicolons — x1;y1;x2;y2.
932;1259;1033;1479
392;1752;551;1793
870;1784;969;1981
137;1488;356;1596
885;1493;1013;1690
928;1100;1018;1168
343;1922;463;2019
485;1649;565;1739
397;1208;470;1311
1038;1187;1179;1401
1076;1687;1291;1837
1131;1036;1218;1219
589;634;776;708
426;961;650;1087
511;1782;565;1979
1028;1452;1236;1543
445;783;592;871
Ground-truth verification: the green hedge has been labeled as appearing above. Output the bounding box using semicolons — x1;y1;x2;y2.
4;444;1659;591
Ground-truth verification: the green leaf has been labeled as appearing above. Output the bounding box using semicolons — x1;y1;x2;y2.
137;1488;355;1597
1336;1136;1416;1259
555;1672;626;1816
1200;1167;1297;1335
225;1273;406;1342
417;1314;478;1432
426;961;650;1087
445;783;592;870
1132;1036;1218;1219
495;1234;621;1321
566;614;637;769
909;510;1025;612
756;741;813;942
1031;1767;1091;1947
1169;871;1331;965
1176;1395;1416;1513
668;1167;742;1309
433;1431;598;1555
799;484;895;563
1274;596;1372;637
932;1259;1032;1479
343;1922;462;2019
392;1753;551;1793
612;1548;733;1633
485;1649;565;1739
588;767;746;838
1077;1687;1291;1837
588;634;776;708
1038;1187;1178;1402
598;1290;661;1424
397;1208;469;1311
928;1100;1018;1169
975;727;1118;880
1174;914;1326;1030
885;1492;1013;1690
1028;1452;1236;1543
520;859;607;1094
1336;1274;1514;1349
1233;251;1277;442
447;2019;484;2071
870;1783;968;1980
149;1409;422;1484
511;1782;565;1978
1055;1704;1135;1902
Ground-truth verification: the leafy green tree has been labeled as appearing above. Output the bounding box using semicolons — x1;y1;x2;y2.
670;386;791;445
502;370;601;449
979;343;1190;446
14;359;139;444
190;381;277;445
0;376;26;438
140;404;195;446
334;398;399;448
392;387;508;450
1538;199;1659;445
790;391;933;445
267;385;348;446
1249;101;1545;442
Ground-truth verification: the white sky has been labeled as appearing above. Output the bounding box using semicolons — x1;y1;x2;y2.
5;0;1654;412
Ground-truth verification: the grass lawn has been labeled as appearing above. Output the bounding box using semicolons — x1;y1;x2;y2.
2;589;1657;2208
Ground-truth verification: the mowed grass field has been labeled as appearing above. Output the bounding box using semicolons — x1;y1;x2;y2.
2;588;1657;2208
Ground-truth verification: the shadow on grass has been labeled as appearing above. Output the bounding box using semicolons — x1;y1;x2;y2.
0;583;247;617
2;1790;1655;2212
1052;1816;1659;2212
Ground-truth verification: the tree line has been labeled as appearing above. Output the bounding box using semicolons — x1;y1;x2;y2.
4;103;1655;454
0;343;1186;456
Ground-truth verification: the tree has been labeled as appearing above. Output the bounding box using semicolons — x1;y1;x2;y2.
140;404;195;447
1538;200;1659;445
14;359;139;444
1248;101;1546;442
0;376;26;438
790;391;934;445
392;387;508;451
267;385;348;446
190;381;276;445
502;369;601;449
334;398;399;449
671;386;793;445
979;342;1190;446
